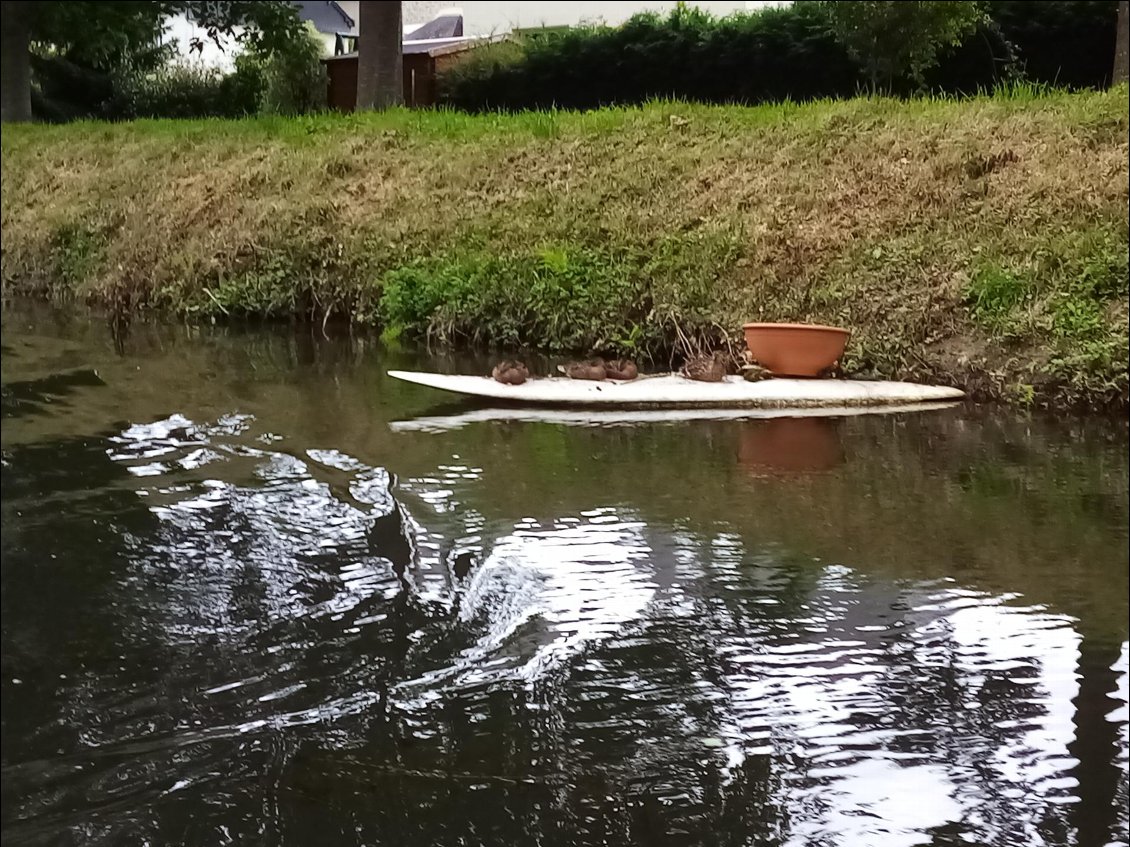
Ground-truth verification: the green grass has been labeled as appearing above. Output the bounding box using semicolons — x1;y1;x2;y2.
2;86;1127;408
50;222;106;293
967;265;1032;334
963;228;1128;405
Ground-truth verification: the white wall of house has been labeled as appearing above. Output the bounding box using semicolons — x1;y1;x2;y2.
161;14;246;71
162;14;343;66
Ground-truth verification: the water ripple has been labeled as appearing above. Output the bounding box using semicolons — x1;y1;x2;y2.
2;398;1126;847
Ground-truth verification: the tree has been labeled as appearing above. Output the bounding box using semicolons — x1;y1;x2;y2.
0;0;302;123
818;1;986;92
356;1;403;110
0;2;32;122
1115;1;1129;84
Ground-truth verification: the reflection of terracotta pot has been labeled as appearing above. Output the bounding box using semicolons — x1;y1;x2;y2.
739;418;844;474
743;322;851;377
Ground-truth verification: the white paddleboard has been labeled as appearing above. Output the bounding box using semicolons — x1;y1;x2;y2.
387;370;964;408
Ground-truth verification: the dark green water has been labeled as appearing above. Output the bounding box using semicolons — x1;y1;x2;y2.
2;305;1128;847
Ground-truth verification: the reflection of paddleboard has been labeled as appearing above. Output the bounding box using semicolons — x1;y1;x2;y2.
389;401;962;433
387;370;965;409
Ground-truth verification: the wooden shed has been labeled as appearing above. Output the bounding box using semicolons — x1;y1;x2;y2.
323;39;487;110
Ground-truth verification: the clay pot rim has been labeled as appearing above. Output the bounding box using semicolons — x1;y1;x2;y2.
742;322;852;336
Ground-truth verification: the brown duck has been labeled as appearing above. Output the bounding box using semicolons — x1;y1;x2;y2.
491;360;530;385
682;352;728;383
603;358;639;381
557;358;606;381
741;363;772;382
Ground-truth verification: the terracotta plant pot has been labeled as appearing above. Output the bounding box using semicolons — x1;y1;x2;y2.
742;322;851;378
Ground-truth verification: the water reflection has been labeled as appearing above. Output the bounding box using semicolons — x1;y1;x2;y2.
1;367;106;419
388;401;963;433
738;417;845;475
2;310;1127;847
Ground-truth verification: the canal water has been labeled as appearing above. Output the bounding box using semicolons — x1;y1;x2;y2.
2;305;1127;847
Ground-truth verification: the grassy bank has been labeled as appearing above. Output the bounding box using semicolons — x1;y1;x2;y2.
1;87;1127;408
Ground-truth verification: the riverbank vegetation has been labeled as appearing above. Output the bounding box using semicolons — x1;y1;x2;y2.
2;86;1127;409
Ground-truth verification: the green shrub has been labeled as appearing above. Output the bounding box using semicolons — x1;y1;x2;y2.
379;261;482;333
257;23;327;115
987;0;1121;88
224;55;269;116
437;41;526;107
30;40;176;122
1043;232;1128;351
967;264;1031;332
108;63;257;119
31;53;116;122
440;1;1116;111
380;249;658;351
50;222;104;289
36;25;323;122
377;235;741;354
818;1;986;91
441;4;863;110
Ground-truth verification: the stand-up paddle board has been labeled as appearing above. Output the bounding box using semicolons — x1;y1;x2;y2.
387;371;964;409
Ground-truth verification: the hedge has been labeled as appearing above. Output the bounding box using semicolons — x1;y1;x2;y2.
439;1;1120;111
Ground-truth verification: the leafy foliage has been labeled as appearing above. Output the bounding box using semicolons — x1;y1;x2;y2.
379;248;663;353
31;53;120;123
819;1;986;90
20;1;303;120
256;23;327;116
25;2;304;63
441;4;862;110
28;7;327;120
106;63;261;119
442;1;1117;111
987;0;1122;88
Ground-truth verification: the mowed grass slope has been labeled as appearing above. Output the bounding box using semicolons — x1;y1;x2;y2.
1;87;1127;408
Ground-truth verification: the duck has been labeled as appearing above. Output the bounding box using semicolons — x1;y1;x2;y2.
557;358;607;381
741;362;772;382
603;358;639;381
491;360;530;385
682;351;728;383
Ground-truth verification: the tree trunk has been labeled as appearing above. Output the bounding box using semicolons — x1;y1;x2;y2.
1114;1;1129;85
357;1;403;110
0;1;33;123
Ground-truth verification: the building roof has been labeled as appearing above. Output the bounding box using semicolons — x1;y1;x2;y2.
405;13;463;40
295;1;356;35
324;36;490;61
336;0;359;23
